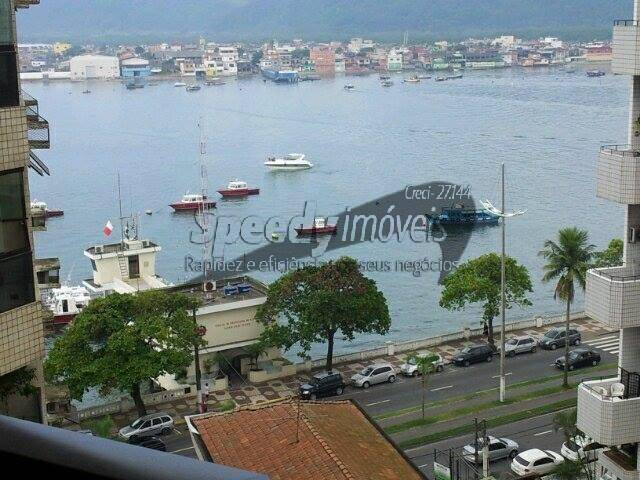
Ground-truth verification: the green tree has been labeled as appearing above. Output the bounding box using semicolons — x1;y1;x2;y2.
407;352;440;420
45;290;201;417
246;341;268;371
593;238;623;268
257;257;391;371
251;50;263;66
439;253;533;349
539;228;595;388
0;367;37;402
84;415;114;438
551;409;595;480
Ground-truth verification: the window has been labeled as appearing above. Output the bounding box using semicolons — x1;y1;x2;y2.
152;418;162;426
534;458;552;466
140;421;151;429
0;1;14;45
0;45;19;107
0;170;34;313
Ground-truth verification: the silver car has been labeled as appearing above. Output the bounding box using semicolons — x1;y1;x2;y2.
463;436;519;463
351;363;396;388
503;335;537;357
118;412;174;441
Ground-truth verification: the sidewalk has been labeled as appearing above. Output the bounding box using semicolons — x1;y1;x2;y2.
99;316;613;431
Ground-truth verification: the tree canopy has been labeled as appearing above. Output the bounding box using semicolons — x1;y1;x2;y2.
439;253;532;348
256;257;391;371
45;290;202;416
593;238;623;268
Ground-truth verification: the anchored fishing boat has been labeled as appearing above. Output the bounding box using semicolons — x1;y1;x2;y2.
264;153;313;170
586;70;606;77
217;180;260;198
427;204;500;225
42;285;92;325
295;217;337;236
169;193;216;212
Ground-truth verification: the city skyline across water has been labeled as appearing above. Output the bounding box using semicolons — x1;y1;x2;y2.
31;65;624;359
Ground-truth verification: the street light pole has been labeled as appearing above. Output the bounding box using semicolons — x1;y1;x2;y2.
500;162;506;403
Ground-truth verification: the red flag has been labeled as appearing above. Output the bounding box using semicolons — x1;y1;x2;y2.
103;220;113;236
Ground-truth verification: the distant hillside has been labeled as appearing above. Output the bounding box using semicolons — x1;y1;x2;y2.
16;0;632;43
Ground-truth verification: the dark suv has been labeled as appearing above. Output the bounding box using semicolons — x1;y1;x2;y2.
299;371;346;400
452;344;493;367
539;328;581;350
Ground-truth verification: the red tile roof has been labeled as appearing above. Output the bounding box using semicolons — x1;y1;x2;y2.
192;399;424;480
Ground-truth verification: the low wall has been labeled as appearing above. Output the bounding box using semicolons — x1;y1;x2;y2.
298;311;586;372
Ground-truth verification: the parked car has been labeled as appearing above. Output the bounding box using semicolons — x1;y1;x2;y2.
135;436;167;452
118;413;174;441
351;363;396;388
462;436;519;463
502;335;537;356
400;351;444;376
539;327;581;350
511;449;564;476
555;349;600;371
299;371;345;400
561;435;599;462
452;344;493;367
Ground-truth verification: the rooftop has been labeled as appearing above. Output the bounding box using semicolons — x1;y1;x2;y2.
168;276;267;307
190;399;424;480
85;239;159;256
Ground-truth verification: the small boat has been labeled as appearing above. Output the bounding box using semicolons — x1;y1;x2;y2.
427;204;499;225
446;73;463;80
42;285;92;325
186;84;201;91
586;70;606;77
169;193;216;212
82;89;91;94
435;76;447;82
174;82;187;87
300;74;321;81
379;74;391;80
403;75;420;83
265;153;313;170
217;179;260;198
381;80;393;87
30;200;64;218
150;68;162;74
205;78;225;86
295;217;337;236
417;74;432;79
126;83;144;90
344;84;355;90
145;210;153;215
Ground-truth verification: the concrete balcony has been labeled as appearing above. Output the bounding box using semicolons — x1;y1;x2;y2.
26;106;50;149
599;449;639;480
612;20;640;75
586;266;640;328
597;145;640;204
577;378;640;446
14;0;40;9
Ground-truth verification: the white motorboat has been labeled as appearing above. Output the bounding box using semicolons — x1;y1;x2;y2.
174;81;187;87
42;285;92;325
264;153;313;170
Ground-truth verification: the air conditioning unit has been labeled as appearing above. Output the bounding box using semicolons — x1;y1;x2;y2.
94;245;104;254
203;280;216;292
142;240;151;248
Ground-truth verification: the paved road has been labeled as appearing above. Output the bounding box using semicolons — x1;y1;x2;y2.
408;411;567;479
163;332;619;458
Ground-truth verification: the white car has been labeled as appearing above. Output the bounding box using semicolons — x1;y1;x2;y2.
511;448;563;476
561;436;599;462
351;363;396;388
400;352;444;376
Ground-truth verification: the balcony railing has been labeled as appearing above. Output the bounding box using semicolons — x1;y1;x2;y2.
14;0;40;9
21;90;38;108
26;107;50;149
597;145;640;204
578;376;640;446
612;21;640;75
599;449;639;480
614;19;639;26
585;266;640;328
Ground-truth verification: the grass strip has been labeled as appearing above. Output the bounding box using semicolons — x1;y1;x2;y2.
399;397;577;449
385;381;577;434
375;362;614;421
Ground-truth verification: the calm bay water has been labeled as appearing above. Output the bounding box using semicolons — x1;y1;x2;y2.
31;65;626;359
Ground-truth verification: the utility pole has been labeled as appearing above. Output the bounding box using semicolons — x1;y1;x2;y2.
474;417;479;466
481;419;489;479
193;308;204;413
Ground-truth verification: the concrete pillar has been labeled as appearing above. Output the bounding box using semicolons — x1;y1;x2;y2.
619;326;640;373
386;341;395;356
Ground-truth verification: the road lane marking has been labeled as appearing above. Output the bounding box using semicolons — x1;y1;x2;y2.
431;385;453;392
171;446;195;453
534;430;553;436
366;399;390;406
418;464;429;468
491;372;512;378
589;340;619;349
610;350;619;355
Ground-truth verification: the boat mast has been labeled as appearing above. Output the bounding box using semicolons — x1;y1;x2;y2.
117;172;125;247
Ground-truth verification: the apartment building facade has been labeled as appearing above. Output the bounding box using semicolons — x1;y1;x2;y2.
578;2;640;479
0;0;48;423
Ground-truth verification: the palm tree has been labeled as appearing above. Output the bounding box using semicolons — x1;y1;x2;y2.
539;228;595;387
408;352;440;419
552;409;596;480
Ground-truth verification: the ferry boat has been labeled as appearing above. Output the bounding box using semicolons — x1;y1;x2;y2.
30;200;64;218
42;285;92;325
186;84;201;91
169;193;216;212
217;180;260;198
264;153;313;170
586;70;606;77
174;81;187;87
295;217;337;236
403;75;420;83
428;204;500;225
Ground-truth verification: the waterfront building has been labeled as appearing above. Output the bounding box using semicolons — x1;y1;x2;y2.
465;50;506;69
387;48;403;71
334;53;345;72
69;54;119;80
310;45;335;73
120;57;150;78
586;44;613;62
577;4;640;480
52;42;71;55
186;399;426;480
0;0;50;423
